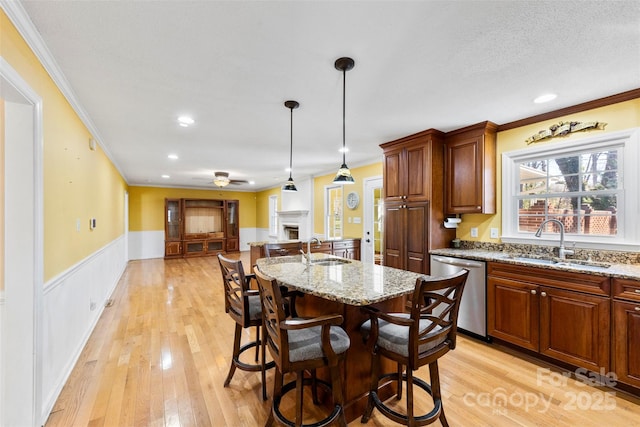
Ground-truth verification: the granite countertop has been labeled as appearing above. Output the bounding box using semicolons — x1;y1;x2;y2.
256;253;423;306
430;248;640;280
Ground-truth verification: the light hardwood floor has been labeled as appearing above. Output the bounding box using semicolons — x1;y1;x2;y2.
45;254;640;426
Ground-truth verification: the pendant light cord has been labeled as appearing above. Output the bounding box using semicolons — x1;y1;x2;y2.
289;106;294;179
342;67;346;165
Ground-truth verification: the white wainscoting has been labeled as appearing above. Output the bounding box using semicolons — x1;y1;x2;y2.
129;228;259;260
41;235;127;420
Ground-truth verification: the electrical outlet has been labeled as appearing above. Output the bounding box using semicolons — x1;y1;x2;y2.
490;228;499;239
76;218;81;232
470;227;478;238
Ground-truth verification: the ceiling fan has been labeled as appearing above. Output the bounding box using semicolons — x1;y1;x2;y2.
211;171;249;187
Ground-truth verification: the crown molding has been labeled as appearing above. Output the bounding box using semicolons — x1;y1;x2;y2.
1;0;128;182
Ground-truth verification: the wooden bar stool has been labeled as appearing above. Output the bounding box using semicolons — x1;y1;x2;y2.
218;254;274;400
360;270;468;426
254;267;350;427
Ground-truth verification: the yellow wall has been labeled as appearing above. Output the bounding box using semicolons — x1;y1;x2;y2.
255;187;281;229
313;162;383;237
1;10;128;281
458;98;640;242
128;186;257;231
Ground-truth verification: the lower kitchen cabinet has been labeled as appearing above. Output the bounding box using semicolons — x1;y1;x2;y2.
164;241;182;258
613;278;640;388
488;262;611;372
332;239;361;260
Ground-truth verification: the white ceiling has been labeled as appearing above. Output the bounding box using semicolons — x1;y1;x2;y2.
13;0;640;190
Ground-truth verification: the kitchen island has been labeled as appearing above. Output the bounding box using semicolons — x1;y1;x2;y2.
256;253;424;422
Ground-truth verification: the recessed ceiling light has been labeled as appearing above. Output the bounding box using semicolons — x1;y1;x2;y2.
161;174;170;179
249;181;255;185
534;93;557;104
177;116;195;126
168;154;178;160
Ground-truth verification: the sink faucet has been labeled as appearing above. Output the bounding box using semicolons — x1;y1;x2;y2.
301;237;320;264
534;219;574;260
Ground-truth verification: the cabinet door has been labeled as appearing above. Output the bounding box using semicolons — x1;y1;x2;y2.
405;144;429;202
383;147;404;202
226;200;239;252
165;199;182;240
405;202;429;273
164;241;182;258
184;240;206;257
382;203;404;270
613;300;640;387
539;287;610;371
488;276;539;351
445;135;483;213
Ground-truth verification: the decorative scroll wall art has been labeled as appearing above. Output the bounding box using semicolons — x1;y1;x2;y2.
525;121;607;145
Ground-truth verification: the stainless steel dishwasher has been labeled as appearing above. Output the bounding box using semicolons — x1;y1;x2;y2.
430;255;487;340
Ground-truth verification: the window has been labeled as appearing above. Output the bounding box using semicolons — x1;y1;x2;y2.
269;195;278;237
502;128;640;250
325;185;343;239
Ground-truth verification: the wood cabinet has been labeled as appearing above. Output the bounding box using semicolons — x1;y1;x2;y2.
444;121;497;214
331;239;361;260
383;201;429;273
249;238;361;268
488;262;611;372
164;199;183;258
380;129;454;274
613;278;640;388
164;198;239;258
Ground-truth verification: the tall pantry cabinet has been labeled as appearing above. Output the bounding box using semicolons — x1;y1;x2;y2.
380;129;455;274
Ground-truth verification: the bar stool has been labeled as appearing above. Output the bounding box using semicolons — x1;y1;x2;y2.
360;270;468;426
254;267;350;427
218;254;274;400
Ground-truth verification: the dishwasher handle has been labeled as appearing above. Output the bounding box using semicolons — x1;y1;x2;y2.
431;255;485;269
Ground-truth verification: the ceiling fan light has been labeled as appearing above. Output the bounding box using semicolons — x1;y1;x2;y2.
213;173;230;187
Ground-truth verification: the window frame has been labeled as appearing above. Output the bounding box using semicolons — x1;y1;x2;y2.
501;128;640;251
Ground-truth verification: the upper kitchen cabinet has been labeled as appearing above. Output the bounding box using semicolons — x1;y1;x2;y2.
381;129;445;203
380;129;454;274
444;121;497;214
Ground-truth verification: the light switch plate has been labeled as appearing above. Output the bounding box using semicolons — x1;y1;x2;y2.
490;228;499;239
470;227;478;238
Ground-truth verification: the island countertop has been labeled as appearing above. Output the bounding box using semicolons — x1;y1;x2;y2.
256;253;423;306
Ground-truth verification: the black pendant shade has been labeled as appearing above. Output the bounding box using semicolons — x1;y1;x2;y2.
282;100;299;192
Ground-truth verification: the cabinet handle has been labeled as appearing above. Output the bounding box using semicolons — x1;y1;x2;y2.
635;307;640;311
530;289;537;295
541;291;547;297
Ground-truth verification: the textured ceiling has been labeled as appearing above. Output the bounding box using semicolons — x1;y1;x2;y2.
13;0;640;190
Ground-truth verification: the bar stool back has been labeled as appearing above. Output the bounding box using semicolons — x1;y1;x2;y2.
255;267;350;427
360;270;468;426
218;254;274;400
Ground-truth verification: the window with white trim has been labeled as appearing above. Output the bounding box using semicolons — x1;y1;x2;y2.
502;129;640;250
269;195;278;237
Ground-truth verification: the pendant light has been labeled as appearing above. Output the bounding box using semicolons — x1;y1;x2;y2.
333;57;355;184
282;100;299;192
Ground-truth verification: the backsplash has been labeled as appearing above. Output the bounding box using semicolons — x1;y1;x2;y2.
457;241;640;265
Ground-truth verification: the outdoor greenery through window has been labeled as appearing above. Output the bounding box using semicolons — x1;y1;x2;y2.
518;147;620;236
502;128;640;248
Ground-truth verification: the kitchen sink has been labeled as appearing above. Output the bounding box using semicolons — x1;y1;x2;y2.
311;259;352;266
503;254;611;269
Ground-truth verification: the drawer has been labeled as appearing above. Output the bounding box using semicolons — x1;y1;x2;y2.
332;240;360;250
613;278;640;302
488;262;610;297
309;242;332;252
